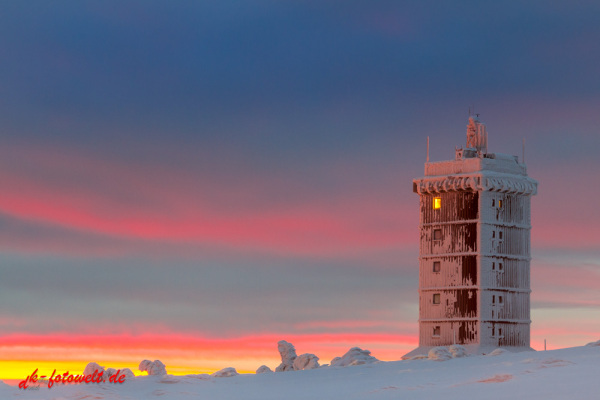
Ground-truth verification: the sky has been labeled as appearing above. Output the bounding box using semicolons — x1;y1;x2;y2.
1;0;599;380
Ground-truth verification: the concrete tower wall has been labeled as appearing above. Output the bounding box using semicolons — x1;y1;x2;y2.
418;191;480;348
404;117;537;359
478;190;532;349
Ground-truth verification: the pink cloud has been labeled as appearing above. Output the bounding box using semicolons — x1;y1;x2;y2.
0;144;416;256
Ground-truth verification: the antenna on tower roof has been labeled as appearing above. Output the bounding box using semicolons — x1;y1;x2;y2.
426;136;430;163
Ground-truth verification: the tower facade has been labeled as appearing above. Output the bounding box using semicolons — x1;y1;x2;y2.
404;117;537;357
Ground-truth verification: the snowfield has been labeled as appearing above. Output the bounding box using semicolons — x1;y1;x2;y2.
2;344;599;400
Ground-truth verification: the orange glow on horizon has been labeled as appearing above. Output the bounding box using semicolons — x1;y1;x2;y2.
0;332;419;381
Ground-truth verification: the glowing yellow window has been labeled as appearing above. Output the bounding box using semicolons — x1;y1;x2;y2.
433;197;441;209
498;199;503;208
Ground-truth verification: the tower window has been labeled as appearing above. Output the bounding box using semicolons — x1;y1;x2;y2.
499;296;503;304
499;231;503;240
492;295;495;304
433;197;441;209
492;199;495;207
433;293;441;304
499;262;503;271
433;229;442;241
433;326;440;337
492;262;496;270
498;199;503;208
492;231;496;238
433;261;441;272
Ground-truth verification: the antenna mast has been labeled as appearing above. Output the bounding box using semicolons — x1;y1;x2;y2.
426;136;430;162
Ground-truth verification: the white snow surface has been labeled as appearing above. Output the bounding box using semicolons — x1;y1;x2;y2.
3;345;600;399
487;348;508;356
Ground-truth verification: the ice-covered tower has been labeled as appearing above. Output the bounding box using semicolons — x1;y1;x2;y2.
404;116;537;358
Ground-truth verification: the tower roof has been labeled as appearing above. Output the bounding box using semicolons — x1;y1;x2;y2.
413;117;538;196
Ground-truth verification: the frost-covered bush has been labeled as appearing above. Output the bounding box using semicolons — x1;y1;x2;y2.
449;345;467;358
275;340;297;372
330;348;379;367
106;367;135;381
83;362;105;376
212;367;239;378
293;353;320;370
139;359;167;376
428;347;452;361
256;365;272;374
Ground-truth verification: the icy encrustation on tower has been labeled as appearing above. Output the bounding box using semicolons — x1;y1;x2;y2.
404;116;538;358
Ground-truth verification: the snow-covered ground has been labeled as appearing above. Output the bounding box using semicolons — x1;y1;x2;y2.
2;344;599;400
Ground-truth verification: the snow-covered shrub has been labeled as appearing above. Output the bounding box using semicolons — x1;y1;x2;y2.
585;340;600;347
211;367;238;378
105;368;118;378
256;365;272;374
293;353;320;370
83;362;105;376
139;359;167;376
106;367;135;381
275;340;297;372
330;347;379;367
428;347;452;361
119;368;135;380
449;345;467;358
